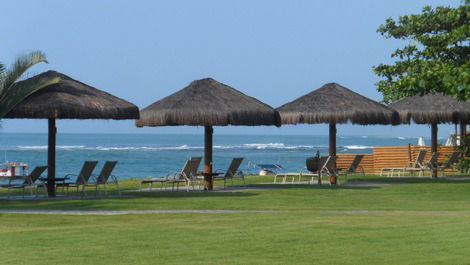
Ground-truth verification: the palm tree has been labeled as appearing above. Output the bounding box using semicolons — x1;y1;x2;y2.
0;51;60;118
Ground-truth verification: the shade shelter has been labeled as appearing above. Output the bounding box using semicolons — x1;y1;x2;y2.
6;71;139;197
389;93;470;177
135;78;281;190
277;82;399;158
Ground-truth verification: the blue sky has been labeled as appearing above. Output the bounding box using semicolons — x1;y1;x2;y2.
1;0;462;137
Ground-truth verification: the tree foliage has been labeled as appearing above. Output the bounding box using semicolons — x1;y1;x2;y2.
374;0;470;103
0;51;60;118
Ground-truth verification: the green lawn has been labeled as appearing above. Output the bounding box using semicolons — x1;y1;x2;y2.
1;175;470;264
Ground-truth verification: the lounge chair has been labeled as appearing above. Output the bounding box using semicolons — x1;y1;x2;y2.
401;150;431;176
381;150;426;177
321;156;338;184
256;164;284;175
437;151;461;176
181;157;203;191
304;156;328;183
166;158;203;191
140;157;201;192
298;156;336;184
422;152;440;174
87;161;120;196
337;155;365;181
0;166;47;197
213;158;245;189
56;161;98;195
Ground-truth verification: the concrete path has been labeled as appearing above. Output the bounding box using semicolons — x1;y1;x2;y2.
0;209;282;215
0;209;465;216
0;195;133;200
135;186;286;193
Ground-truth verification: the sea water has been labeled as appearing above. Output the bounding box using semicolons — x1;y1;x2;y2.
0;133;439;179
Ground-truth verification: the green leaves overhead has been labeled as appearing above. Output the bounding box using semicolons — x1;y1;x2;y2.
0;51;60;118
374;0;470;103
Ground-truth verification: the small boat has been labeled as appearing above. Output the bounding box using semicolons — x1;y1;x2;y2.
0;162;29;178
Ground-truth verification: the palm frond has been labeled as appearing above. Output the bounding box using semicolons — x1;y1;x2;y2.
0;62;5;87
0;75;60;118
1;51;48;95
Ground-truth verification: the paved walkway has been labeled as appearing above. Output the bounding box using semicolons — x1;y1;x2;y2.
135;186;286;192
0;209;282;215
0;209;464;216
0;195;133;200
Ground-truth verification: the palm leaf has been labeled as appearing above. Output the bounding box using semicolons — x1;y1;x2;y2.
0;51;48;97
0;63;5;85
0;75;60;118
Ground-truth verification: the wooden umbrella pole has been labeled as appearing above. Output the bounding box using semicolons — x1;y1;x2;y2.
407;143;413;167
329;123;337;157
460;122;467;147
431;123;438;178
329;123;337;184
204;126;213;190
316;150;322;185
47;118;57;197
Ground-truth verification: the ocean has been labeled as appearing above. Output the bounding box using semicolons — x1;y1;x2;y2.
0;133;442;179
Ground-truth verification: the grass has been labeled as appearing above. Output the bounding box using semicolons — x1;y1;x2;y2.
1;174;470;264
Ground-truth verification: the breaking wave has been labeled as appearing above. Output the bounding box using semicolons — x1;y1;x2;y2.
17;145;87;150
343;145;373;150
12;143;329;151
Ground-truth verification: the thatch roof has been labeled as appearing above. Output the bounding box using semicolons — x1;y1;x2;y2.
276;83;399;125
389;93;470;124
136;78;280;127
5;71;139;120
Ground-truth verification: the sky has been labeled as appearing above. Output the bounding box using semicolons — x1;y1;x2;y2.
1;0;463;137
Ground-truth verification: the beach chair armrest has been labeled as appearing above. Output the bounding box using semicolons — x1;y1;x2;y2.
88;175;97;183
110;175;118;182
170;171;182;177
299;167;308;175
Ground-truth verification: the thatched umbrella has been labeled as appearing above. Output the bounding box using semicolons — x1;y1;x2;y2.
389;93;470;177
277;82;398;158
136;78;281;190
6;71;139;197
